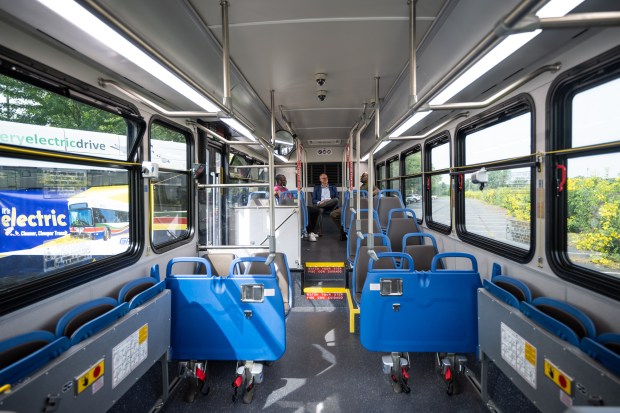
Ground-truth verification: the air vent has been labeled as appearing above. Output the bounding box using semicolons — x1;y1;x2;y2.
306;139;342;146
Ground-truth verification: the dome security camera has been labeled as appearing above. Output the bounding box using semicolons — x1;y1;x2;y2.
317;90;327;101
315;73;327;87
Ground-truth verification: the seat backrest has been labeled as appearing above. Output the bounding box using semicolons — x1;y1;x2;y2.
118;277;165;310
401;233;441;271
248;252;292;315
387;216;421;252
201;253;237;276
520;297;596;346
166;256;285;361
352;234;393;304
580;333;620;377
343;190;369;233
377;190;405;230
55;297;128;345
360;252;482;353
0;331;70;386
347;210;382;264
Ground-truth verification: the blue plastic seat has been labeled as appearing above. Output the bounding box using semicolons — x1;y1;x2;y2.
346;209;382;265
520;297;596;347
55;297;129;345
118;276;166;310
342;190;368;234
580;333;620;377
483;263;533;308
0;331;70;386
360;252;482;353
166;256;286;361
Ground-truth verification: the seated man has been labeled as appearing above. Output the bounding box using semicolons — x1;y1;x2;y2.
308;173;338;238
330;171;379;240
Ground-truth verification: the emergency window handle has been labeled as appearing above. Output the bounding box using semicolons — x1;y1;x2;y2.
555;164;567;195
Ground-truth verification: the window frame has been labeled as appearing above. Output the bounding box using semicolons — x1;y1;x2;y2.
424;133;452;234
148;116;194;253
401;145;423;222
546;46;620;299
454;95;536;263
0;48;145;315
386;155;400;191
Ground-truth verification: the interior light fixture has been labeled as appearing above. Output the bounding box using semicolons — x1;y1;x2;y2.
37;0;220;113
389;111;432;138
429;0;584;106
390;0;584;138
222;118;257;141
361;153;370;162
274;154;288;162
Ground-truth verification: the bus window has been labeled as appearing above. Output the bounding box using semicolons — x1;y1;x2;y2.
455;98;535;262
386;156;400;191
149;120;192;250
548;52;620;299
375;162;386;190
402;146;423;221
0;69;142;314
425;134;451;233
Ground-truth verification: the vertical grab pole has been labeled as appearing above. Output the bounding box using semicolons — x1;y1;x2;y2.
409;0;418;106
221;0;231;110
367;77;380;253
267;90;276;263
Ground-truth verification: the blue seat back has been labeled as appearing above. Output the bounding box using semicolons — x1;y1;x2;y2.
360;252;482;353
55;297;128;345
166;256;285;361
580;333;620;377
118;276;165;310
520;297;596;347
342;190;368;233
0;331;70;386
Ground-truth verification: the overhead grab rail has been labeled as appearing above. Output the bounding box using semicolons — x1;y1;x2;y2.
390;112;469;141
508;11;620;33
423;63;561;111
386;0;550;136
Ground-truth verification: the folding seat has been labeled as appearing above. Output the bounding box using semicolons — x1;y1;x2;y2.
118;273;166;310
360;252;482;393
247;252;293;316
166;256;285;403
520;297;596;347
55;297;129;345
376;189;405;231
0;331;70;387
580;333;620;377
483;263;533;309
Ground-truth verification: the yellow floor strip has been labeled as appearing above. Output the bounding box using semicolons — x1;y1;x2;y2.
303;286;359;334
305;262;345;268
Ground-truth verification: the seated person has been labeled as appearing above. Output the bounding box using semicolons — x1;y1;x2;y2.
308;173;338;239
330;171;378;240
274;174;289;203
